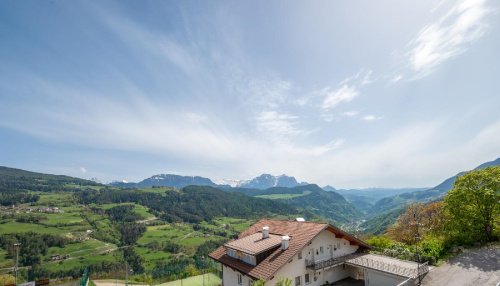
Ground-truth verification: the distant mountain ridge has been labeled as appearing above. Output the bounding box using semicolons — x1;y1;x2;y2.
110;174;218;189
237;174;307;189
226;184;360;223
360;157;500;234
111;173;308;189
369;157;500;216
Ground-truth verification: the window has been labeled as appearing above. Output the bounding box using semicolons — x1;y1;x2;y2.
298;251;302;259
295;276;301;286
248;281;252;286
238;273;242;285
305;274;310;284
227;248;236;258
319;246;324;254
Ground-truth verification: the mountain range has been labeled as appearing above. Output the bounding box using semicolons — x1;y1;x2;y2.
111;173;307;190
360;157;500;234
368;157;500;216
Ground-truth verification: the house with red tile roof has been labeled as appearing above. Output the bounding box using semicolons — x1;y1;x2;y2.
209;219;428;286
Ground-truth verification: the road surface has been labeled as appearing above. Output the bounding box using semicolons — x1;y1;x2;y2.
422;244;499;286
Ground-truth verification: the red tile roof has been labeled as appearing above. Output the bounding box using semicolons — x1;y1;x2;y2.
225;232;283;255
209;219;370;280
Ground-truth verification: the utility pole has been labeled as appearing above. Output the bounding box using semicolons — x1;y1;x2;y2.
14;243;21;286
202;256;205;286
125;261;128;286
413;208;421;286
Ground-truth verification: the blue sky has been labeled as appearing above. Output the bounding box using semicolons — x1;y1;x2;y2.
0;0;499;188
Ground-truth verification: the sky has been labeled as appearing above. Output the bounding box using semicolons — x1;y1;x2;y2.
0;0;499;188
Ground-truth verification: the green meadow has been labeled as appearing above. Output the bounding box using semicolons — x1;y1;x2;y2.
157;273;221;286
255;190;312;200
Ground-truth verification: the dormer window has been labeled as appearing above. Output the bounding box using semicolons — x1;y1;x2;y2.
224;231;286;266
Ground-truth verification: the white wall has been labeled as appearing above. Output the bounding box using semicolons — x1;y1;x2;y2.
264;229;359;286
223;265;254;286
364;269;406;286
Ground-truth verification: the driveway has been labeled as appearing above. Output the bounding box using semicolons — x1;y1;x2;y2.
422;244;500;286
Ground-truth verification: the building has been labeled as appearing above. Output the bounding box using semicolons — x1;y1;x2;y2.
209;219;428;286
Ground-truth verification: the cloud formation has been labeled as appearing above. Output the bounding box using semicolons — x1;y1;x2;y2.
407;0;492;77
321;85;360;110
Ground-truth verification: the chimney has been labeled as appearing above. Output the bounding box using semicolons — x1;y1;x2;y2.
262;226;269;239
281;235;290;250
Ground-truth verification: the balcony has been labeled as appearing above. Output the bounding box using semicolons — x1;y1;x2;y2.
305;253;362;271
306;253;429;280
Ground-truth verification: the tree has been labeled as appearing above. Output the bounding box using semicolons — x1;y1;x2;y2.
0;274;15;286
366;236;393;249
252;279;265;286
445;166;499;244
123;248;145;274
274;277;292;286
387;202;445;244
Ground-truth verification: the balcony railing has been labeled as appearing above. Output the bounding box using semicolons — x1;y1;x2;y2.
306;253;429;280
305;253;362;271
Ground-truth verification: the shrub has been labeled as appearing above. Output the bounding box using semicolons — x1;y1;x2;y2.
418;236;445;264
366;236;393;249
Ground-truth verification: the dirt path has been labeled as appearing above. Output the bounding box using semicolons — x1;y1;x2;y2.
422;245;500;286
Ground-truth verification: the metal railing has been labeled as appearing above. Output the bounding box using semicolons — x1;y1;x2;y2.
396;278;413;286
346;256;429;279
306;253;429;279
305;253;362;271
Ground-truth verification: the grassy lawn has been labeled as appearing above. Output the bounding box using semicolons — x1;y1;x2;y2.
42;211;86;226
139;187;176;195
45;251;118;272
138;224;194;245
157;273;221;286
43;239;118;272
255;190;311;200
46;239;116;258
211;217;254;233
136;223;224;271
35;192;76;206
0;220;88;235
135;245;172;270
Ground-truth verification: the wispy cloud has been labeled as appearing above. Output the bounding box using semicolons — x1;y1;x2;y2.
342;111;359;117
321;85;360;110
390;74;404;83
256;110;306;138
407;0;492;77
362;114;384;121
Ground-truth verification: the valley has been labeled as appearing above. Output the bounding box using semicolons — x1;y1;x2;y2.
0;158;498;284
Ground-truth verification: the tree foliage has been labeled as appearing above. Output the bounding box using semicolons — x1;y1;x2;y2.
0;275;15;286
274;277;292;286
251;279;265;286
387;201;445;244
445;166;499;244
76;186;302;224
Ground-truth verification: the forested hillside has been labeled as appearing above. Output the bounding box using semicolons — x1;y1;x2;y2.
366;158;500;220
0;167;306;283
76;186;307;223
226;184;360;223
367;166;499;267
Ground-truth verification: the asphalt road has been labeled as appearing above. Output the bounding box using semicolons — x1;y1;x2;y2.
422;244;500;286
